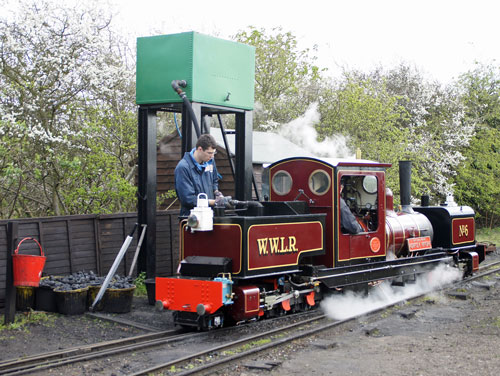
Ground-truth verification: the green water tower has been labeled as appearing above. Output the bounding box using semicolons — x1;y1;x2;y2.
137;31;255;110
135;32;255;279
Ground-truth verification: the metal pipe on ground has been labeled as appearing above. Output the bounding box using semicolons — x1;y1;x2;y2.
91;223;138;311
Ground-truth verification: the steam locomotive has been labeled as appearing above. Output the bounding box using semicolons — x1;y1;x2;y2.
155;157;484;330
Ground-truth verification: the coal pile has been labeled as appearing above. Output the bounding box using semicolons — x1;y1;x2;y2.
40;271;135;291
35;271;136;315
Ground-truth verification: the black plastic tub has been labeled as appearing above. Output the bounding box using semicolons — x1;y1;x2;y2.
54;287;89;315
101;286;135;313
16;286;35;311
87;285;106;311
35;286;57;312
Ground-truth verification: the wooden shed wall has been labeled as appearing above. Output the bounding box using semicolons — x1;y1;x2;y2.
0;211;180;308
157;131;263;207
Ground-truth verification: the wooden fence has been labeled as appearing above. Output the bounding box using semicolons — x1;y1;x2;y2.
0;211;180;308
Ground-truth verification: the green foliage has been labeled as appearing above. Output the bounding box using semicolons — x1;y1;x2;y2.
454;127;500;227
234;27;325;128
0;0;137;218
1;311;55;332
318;77;410;192
133;271;147;297
359;66;474;202
454;64;500;227
157;189;177;210
476;227;500;245
458;63;500;130
1;16;499;223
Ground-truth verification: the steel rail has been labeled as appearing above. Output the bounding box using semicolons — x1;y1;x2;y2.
0;307;323;376
129;311;330;376
0;329;188;376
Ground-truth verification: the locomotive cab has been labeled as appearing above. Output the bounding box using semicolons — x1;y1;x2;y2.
263;157;390;269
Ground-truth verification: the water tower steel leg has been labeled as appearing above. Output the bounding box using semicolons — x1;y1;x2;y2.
137;107;157;280
235;111;253;201
4;222;17;324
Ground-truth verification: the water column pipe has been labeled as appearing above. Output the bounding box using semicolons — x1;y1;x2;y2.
217;115;261;202
171;80;202;138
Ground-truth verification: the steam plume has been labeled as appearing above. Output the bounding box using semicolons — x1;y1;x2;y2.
278;103;354;158
321;264;462;320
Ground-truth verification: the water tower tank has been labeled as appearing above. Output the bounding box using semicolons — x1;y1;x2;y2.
136;31;255;110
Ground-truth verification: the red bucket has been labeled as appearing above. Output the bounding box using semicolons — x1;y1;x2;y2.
12;237;46;287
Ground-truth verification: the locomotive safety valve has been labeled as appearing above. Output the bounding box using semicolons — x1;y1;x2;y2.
155;300;170;311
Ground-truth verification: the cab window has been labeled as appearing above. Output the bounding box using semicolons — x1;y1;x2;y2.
309;170;331;195
340;175;379;232
272;170;293;196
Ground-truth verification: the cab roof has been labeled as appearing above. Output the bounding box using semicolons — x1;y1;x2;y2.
265;156;392;169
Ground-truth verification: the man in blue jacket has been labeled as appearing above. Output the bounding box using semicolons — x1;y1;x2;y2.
174;134;227;217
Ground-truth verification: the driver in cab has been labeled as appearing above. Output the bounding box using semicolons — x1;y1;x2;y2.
340;182;363;234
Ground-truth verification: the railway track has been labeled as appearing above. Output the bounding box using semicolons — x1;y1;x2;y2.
0;308;323;375
131;262;500;376
0;329;187;375
1;261;499;376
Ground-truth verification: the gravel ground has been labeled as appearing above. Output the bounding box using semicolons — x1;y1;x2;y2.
1;248;499;376
226;248;500;376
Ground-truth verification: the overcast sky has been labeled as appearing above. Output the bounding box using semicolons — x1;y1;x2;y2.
112;0;499;84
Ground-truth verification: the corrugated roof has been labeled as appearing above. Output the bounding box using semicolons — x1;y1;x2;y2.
210;128;314;164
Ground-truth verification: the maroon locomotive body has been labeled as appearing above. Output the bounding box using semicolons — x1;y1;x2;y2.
155;157;483;330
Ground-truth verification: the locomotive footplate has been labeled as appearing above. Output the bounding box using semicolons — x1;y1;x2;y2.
305;250;454;289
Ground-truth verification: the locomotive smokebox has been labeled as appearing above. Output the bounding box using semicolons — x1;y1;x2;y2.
399;161;413;213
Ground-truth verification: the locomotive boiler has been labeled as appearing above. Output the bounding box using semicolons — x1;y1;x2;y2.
155;157;483;330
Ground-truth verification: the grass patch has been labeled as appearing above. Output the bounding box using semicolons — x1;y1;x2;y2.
1;311;56;332
476;227;500;245
222;338;272;356
133;272;147;297
494;317;500;329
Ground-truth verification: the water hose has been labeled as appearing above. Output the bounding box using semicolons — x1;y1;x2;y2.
171;80;201;138
91;223;137;311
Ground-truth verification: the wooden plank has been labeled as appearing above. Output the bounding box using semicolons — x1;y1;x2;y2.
69;237;97;247
45;253;72;262
0;224;8;241
38;231;68;242
94;217;102;275
69;223;96;234
67;220;74;274
41;239;70;249
44;260;71;273
66;240;95;251
42;220;69;230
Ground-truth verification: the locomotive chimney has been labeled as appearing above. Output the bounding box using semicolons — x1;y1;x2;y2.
399;161;414;213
